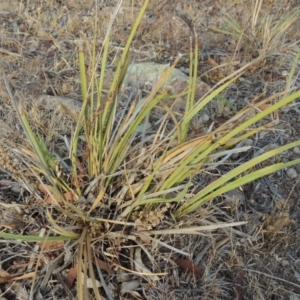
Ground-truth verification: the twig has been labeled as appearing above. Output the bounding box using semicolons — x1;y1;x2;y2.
0;47;21;57
244;268;300;290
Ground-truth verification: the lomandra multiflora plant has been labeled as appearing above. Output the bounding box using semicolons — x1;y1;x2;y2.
2;1;300;298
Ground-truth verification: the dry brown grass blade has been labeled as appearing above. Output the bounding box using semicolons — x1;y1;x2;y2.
233;270;247;300
0;272;35;283
173;257;204;277
88;188;106;214
133;248;160;281
244;269;300;290
65;267;77;289
40;240;80;290
91;236;114;300
29;229;48;300
112;256;167;280
86;234;102;300
0;47;22;57
135;222;247;235
93;257;112;274
76;226;88;300
160;135;212;165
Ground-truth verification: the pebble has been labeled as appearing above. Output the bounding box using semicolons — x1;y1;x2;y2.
289;295;300;300
11;185;21;194
281;259;289;267
286;168;298;179
244;138;253;146
199;113;210;123
293;147;300;154
225;190;245;206
231;138;253;159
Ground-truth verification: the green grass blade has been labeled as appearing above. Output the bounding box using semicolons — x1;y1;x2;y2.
0;231;77;241
181;74;240;129
21;115;52;173
185;89;300;171
109;0;149;95
79;43;88;103
216;89;300;146
176;157;300;217
159;138;212;190
285;49;300;93
175;139;300;216
137;181;191;207
181;39;198;141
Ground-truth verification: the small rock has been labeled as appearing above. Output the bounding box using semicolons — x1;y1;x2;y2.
124;63;212;113
281;259;289;267
38;95;83;113
224;190;245;206
0;10;11;17
231;139;253;159
38;63;213;131
11;184;21;194
289;295;300;300
27;40;40;52
244;138;253;146
293;147;300;154
253;144;278;158
287;168;298;179
199;113;210;123
231;152;239;159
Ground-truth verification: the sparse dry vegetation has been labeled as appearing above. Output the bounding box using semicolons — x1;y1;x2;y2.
1;1;300;299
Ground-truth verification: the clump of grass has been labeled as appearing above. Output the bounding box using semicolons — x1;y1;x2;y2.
210;0;299;59
2;1;300;298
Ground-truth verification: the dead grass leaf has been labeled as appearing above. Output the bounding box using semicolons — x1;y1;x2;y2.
174;257;204;277
38;183;62;204
65;267;77;289
62;191;75;203
93;257;112;274
136;224;151;244
134;248;159;281
207;57;219;66
121;280;140;296
0;272;35;283
257;103;271;111
233;270;247;300
37;240;65;252
38;183;74;204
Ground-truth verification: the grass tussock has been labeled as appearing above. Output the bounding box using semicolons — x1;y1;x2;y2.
0;0;300;299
